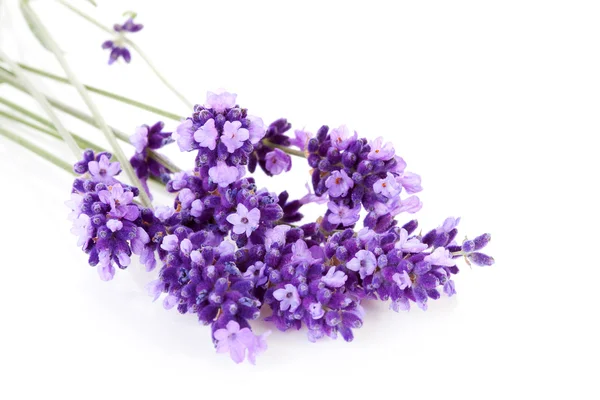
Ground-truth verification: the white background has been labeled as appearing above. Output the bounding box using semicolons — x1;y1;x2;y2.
0;0;598;399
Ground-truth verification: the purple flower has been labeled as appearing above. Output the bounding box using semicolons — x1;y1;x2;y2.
396;228;428;253
247;331;271;365
114;18;144;33
71;214;93;247
130;126;149;153
102;18;142;65
106;219;123;232
178;188;196;209
290;129;312;151
98;250;115;281
424;248;456;267
154;205;174;221
226;204;261;237
65;193;83;221
264;225;291;250
174;119;195;152
190;199;204;217
206;90;237;113
327;202;360;226
389;195;422;216
398;172;422;194
437;217;461;233
88;155;120;184
194;118;219;150
374;172;402;198
243;261;268;287
208;161;239;187
367;137;395;160
392;271;412;289
308;302;325;319
291;239;315;264
160;234;179;252
248;116;266;144
214;320;255;364
264;149;292;175
98;184;139;221
221;121;250;153
273;284;301;312
346;250;377;279
325;169;354;197
321;267;348;288
330;125;357;150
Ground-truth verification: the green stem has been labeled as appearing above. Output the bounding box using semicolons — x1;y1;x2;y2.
0;109;102;152
20;0;153;207
0;77;181;174
0;49;82;159
263;139;307;158
11;62;183;121
57;0;193;111
0;126;74;174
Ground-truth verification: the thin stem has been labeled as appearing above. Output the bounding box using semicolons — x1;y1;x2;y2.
0;74;181;174
0;49;82;158
0;109;102;152
11;62;183;121
20;1;152;207
263;139;307;158
57;0;194;110
0;126;74;174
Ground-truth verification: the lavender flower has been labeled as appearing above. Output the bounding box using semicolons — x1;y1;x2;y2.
264;148;292;175
273;284;301;312
102;17;143;65
226;204;261;237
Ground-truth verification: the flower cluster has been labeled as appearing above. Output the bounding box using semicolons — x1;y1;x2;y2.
101;16;143;65
67;91;494;365
67;150;151;280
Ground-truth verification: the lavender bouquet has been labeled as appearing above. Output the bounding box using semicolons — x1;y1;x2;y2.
0;1;494;365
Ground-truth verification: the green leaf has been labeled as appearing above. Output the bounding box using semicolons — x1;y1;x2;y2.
19;0;51;51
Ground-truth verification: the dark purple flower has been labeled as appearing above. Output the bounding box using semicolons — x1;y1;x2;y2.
102;17;143;65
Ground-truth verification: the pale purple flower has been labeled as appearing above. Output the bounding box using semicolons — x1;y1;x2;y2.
226;204;260;237
130;227;150;255
392;271;412;289
374;172;402;198
208;161;239;187
327;202;360;226
357;227;376;244
180;238;193;257
193;118;219;150
163;294;178;309
291;239;315;264
217;240;236;256
346;250;377;279
154;205;174;221
444;280;456;297
264;225;291;250
325;170;354;197
330;125;357;150
389;195;422;216
243;261;268;287
424;247;456;267
398;172;422;194
290;129;312;151
130;125;149;153
396;228;428;253
190;199;204;217
145;279;165;302
265;149;291;175
161;234;179;252
65;193;83;221
170;171;188;191
321;266;348;288
437;217;461;233
248;116;266;144
273;284;301;312
97;250;115;281
390;297;411;312
367;137;395;161
174;119;195;152
308;302;325;319
178;188;196;209
71;214;93;247
247;330;271;365
206;90;237;113
98;184;139;221
221;121;249;153
299;182;327;205
213;320;256;363
88;155;120;183
106;219;123;232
